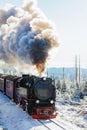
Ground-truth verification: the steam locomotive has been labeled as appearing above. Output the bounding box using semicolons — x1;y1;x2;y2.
0;74;57;120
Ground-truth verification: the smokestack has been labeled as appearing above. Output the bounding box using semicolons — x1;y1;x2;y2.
0;0;59;75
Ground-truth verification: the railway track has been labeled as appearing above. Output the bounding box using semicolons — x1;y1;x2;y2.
53;118;81;130
50;119;67;130
38;119;68;130
38;120;51;130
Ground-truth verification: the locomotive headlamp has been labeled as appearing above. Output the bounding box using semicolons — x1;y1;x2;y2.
50;100;54;104
43;77;46;80
36;100;40;104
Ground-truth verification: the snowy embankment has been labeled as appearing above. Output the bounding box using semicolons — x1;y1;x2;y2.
56;100;87;130
0;92;87;130
0;92;47;130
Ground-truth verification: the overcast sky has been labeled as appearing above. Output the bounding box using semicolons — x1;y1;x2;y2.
0;0;87;68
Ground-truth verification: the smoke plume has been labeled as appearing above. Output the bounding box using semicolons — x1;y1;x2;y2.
0;0;59;75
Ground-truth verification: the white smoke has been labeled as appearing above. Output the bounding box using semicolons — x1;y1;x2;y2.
0;0;59;74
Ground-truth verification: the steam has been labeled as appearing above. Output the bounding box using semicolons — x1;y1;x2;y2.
0;0;59;75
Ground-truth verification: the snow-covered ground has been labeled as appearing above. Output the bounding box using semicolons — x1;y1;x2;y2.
56;99;87;130
0;92;47;130
0;92;87;130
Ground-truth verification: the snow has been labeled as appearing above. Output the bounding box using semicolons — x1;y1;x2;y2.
56;100;87;130
0;92;87;130
0;92;46;130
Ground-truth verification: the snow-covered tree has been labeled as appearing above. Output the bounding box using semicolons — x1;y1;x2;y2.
61;81;66;94
56;80;61;90
72;82;80;102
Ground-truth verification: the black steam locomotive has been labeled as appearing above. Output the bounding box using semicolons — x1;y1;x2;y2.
0;74;57;119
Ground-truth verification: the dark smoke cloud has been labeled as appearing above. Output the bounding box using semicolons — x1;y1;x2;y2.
0;0;59;74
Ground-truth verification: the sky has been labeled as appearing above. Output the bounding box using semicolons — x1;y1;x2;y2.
0;0;87;68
